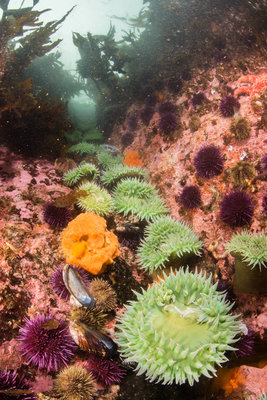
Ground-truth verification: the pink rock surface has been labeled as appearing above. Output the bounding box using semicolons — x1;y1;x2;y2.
0;146;72;370
110;68;267;399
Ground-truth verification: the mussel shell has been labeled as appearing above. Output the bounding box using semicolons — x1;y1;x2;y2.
70;321;117;358
63;264;95;308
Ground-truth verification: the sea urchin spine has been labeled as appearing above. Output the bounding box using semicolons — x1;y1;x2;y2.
18;314;77;372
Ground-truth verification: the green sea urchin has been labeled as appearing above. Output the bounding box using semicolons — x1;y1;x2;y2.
69;307;107;332
226;231;267;293
89;278;117;311
137;216;203;272
229;161;255;188
101;165;149;187
115;268;240;386
113;178;168;221
76;182;113;215
63;163;99;187
53;365;96;400
230;117;251;141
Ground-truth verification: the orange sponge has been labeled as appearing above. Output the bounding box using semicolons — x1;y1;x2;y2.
61;212;120;275
123;150;143;167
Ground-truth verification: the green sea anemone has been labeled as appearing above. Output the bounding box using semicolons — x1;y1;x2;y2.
101;165;149;187
76;182;113;215
67;142;99;155
83;129;104;143
97;151;124;169
226;231;267;293
115;268;241;386
137;215;203;273
65;129;83;144
256;394;267;400
113;178;168;221
63;162;99;187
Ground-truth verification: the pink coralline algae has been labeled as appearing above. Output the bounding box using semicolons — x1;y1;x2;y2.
234;73;267;100
18;314;77;372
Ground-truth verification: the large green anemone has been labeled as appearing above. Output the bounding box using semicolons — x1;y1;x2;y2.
137;215;203;272
226;231;267;293
226;231;267;270
256;394;267;400
97;151;124;169
101;165;149;187
115;268;241;386
67;142;99;155
76;182;113;215
63;162;99;187
113;178;168;221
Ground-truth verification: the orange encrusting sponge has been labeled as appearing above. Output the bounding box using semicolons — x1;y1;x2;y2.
61;212;120;275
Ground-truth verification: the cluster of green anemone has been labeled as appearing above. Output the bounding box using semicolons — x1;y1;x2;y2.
61;139;267;389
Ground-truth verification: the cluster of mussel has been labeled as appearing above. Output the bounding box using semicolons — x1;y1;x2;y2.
62;264;117;358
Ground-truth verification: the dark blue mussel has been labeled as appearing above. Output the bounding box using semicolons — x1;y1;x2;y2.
62;264;96;308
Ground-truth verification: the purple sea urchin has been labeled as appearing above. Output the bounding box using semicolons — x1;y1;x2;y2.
51;266;90;300
262;153;267;172
158;102;176;115
179;185;202;209
159;112;178;134
220;190;254;227
191;92;206;107
121;132;134;147
115;268;241;385
219;95;240;117
54;365;96;400
140;105;155;125
43;203;72;228
263;192;267;216
166;76;183;94
127;114;138;130
87;355;126;386
0;369;35;400
235;328;255;358
193;144;224;179
18;314;76;371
